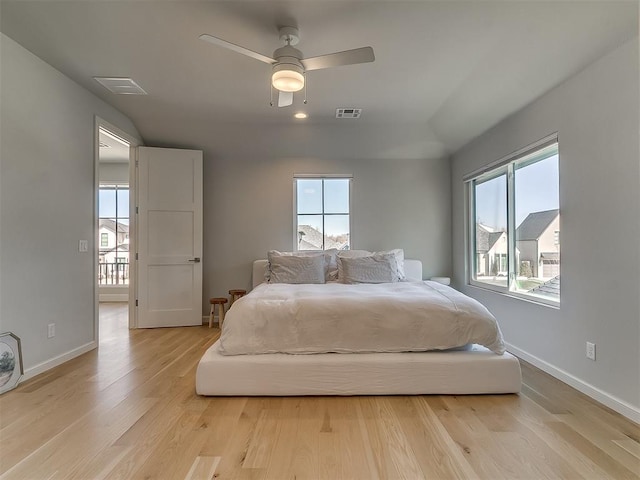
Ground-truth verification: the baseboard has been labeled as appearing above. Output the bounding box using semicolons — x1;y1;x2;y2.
99;293;129;302
506;342;640;424
21;341;97;382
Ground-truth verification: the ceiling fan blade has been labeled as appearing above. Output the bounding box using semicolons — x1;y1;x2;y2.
278;91;293;107
301;46;375;71
199;34;276;65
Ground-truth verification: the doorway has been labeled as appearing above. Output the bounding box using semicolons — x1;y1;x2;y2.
95;118;139;340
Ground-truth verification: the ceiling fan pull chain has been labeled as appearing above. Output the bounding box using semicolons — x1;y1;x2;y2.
303;73;307;104
269;84;274;107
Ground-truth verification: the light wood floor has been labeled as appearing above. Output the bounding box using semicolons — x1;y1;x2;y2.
1;304;638;480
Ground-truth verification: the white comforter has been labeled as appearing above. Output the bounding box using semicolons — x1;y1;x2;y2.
219;281;506;356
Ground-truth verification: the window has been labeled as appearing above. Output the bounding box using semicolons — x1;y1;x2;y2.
467;137;559;304
98;185;130;285
294;176;351;250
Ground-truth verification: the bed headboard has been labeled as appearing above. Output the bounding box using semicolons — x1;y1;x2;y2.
251;258;423;289
403;260;423;281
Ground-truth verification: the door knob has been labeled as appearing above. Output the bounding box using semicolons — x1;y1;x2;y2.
188;257;201;263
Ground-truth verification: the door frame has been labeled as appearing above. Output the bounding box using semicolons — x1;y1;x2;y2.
94;116;141;341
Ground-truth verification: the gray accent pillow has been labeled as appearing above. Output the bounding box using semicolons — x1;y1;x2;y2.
265;249;338;282
267;253;326;284
340;253;400;284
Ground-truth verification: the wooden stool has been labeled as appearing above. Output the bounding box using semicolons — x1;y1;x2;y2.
228;289;247;306
209;297;228;328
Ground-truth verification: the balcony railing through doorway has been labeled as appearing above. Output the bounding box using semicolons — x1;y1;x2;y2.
98;262;129;285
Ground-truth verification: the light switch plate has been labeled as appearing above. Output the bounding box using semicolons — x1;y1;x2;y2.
79;240;88;252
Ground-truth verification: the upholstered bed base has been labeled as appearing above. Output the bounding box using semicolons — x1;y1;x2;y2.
196;340;522;396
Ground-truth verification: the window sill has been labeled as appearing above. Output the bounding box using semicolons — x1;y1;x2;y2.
467;282;560;310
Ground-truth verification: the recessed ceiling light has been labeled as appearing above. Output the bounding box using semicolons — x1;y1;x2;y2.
294;112;308;119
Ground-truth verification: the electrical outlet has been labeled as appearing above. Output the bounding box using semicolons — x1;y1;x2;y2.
586;341;596;361
48;323;55;339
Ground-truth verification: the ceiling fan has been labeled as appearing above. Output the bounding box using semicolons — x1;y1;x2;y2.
199;26;375;107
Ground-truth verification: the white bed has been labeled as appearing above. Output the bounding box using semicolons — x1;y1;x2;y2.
196;256;521;396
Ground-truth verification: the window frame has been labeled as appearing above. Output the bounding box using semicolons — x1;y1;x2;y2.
465;133;559;307
98;183;130;286
293;174;353;251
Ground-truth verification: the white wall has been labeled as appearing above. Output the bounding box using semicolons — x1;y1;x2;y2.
202;155;451;308
99;162;129;185
0;34;141;375
451;38;640;418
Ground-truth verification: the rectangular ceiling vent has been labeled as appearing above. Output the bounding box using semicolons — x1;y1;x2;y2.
94;77;148;95
336;108;362;119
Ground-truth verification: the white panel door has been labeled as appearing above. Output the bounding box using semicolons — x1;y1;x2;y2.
137;147;203;328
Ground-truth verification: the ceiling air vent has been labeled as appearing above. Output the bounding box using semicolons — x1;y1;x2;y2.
336;108;362;119
93;77;148;95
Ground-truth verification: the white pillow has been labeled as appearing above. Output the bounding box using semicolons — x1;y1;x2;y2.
340;253;400;284
337;249;372;258
267;253;326;284
266;249;338;282
337;250;371;280
381;248;405;280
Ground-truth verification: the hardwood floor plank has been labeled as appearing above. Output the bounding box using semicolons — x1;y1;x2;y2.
130;410;205;480
367;397;425;479
67;445;134;480
426;396;516;480
501;393;618;479
211;397;271;479
547;421;639;479
407;396;479;479
614;438;640;460
243;399;283;469
2;395;157;480
1;303;638;480
262;397;302;480
184;456;220;480
317;430;341;480
558;412;640;474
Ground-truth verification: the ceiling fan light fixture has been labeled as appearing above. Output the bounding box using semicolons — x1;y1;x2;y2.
272;64;304;92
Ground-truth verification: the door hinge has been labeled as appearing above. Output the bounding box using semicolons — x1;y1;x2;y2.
135;299;138;307
135;253;138;260
135;159;139;167
136;206;139;214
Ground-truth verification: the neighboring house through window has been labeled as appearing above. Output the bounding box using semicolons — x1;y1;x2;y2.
466;135;560;304
294;176;351;250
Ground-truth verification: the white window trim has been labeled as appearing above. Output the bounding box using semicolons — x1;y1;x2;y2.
293;174;353;251
465;134;559;308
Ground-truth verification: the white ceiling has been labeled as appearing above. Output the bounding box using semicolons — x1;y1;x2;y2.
1;1;637;160
99;128;130;163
